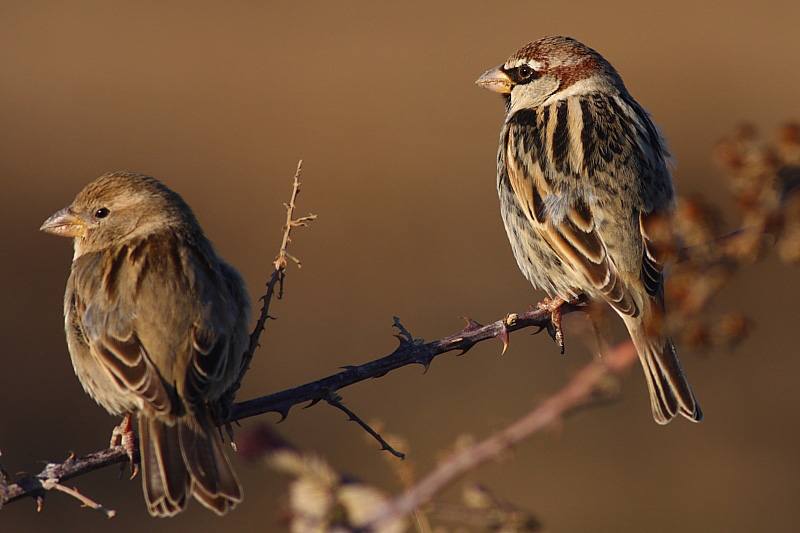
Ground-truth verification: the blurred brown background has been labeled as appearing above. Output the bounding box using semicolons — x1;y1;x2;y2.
2;1;799;531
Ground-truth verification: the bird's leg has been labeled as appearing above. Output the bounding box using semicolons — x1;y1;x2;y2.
538;296;566;354
109;413;138;480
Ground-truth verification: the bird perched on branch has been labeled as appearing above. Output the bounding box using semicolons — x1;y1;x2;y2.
476;36;701;424
41;172;251;515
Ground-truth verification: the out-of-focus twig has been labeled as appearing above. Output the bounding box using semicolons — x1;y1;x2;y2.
362;340;638;531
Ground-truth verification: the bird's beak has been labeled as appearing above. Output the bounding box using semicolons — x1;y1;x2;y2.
40;206;87;238
476;66;513;94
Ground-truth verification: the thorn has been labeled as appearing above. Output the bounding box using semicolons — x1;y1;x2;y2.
304;399;322;409
459;316;484;333
456;344;475;356
417;356;433;374
276;408;290;422
498;327;510;355
393;334;412;346
497;313;518;355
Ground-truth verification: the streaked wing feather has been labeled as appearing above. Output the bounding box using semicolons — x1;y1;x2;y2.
186;324;230;405
506;128;548;224
639;210;679;300
505;127;637;316
93;332;173;413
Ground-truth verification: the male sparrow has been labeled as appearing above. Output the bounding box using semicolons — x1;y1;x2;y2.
476;36;701;424
41;172;251;515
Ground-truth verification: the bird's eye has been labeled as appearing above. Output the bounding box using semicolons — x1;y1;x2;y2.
94;207;110;219
517;66;534;81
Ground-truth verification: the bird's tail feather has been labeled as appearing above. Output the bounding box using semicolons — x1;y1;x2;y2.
140;414;242;517
623;315;702;424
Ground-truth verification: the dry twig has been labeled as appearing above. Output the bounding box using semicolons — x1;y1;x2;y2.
231;160;316;401
40;479;116;518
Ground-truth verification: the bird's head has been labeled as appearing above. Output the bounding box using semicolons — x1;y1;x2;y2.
40;171;198;258
476;36;626;116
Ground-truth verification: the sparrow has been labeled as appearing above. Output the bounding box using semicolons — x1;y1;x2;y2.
41;171;251;515
476;36;702;424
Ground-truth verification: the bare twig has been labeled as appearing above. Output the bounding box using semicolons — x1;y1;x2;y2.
362;340;638;531
274;160;316;271
40;479;116;518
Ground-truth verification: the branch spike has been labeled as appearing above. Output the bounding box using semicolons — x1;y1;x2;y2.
459;316;484;334
456;344;475;356
499;327;510;355
417;357;433;374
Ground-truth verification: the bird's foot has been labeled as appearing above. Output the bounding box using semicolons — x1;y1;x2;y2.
537;297;565;354
110;413;138;480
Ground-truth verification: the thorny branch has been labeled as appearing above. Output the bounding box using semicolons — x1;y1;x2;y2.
226;299;587;424
2;299;585;508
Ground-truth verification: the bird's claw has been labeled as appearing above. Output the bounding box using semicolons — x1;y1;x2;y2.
538;297;565;354
110;413;139;480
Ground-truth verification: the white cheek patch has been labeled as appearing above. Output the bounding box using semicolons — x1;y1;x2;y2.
507;76;560;116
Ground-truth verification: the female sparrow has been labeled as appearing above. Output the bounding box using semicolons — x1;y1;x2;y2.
41;172;251;515
476;36;701;424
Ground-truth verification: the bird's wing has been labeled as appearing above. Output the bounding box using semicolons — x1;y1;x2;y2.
503;115;637;316
75;235;237;415
73;253;176;415
639;208;680;303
